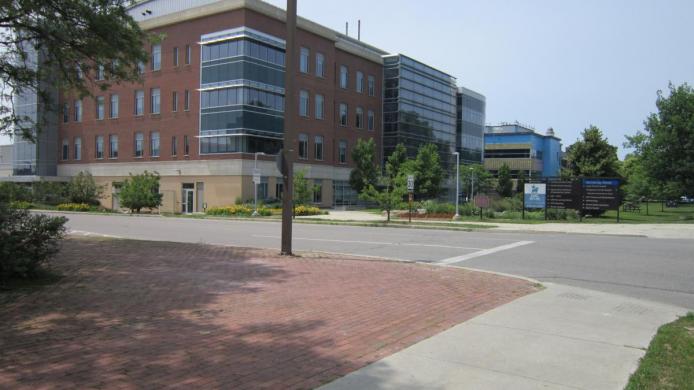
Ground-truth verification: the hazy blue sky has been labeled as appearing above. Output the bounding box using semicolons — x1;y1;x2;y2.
3;0;693;158
265;0;693;157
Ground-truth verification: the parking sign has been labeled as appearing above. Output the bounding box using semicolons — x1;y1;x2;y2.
407;175;414;192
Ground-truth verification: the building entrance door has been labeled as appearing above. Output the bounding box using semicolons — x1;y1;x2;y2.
182;188;194;213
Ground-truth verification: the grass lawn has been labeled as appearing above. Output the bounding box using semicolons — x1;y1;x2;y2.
626;312;694;390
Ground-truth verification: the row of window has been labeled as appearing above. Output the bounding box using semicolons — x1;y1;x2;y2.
201;87;284;111
147;43;192;72
202;39;285;67
61;133;191;160
63;90;192;123
296;133;348;164
299;46;376;96
298;90;376;130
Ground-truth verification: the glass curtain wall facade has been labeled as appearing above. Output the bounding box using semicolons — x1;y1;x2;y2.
382;54;457;173
199;27;285;155
12;41;58;176
456;87;485;164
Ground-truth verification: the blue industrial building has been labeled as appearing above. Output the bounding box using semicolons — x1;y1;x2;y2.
484;123;562;179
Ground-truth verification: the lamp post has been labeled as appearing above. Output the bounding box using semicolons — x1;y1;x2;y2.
453;152;460;220
252;152;265;216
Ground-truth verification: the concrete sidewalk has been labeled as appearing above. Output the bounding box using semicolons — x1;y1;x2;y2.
321;283;687;390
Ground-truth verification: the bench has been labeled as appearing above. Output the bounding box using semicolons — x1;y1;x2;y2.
623;203;641;212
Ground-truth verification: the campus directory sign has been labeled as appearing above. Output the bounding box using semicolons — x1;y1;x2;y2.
524;183;546;209
547;180;581;209
582;178;621;211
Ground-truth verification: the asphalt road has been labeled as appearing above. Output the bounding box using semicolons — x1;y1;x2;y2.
56;213;694;310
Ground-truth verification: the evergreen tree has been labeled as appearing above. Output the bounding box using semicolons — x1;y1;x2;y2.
564;126;621;178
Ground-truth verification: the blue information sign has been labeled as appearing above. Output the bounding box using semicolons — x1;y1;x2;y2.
524;183;546;209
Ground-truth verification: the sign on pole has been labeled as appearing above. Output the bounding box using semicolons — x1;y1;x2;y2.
524;183;546;209
252;168;261;184
474;195;490;208
407;175;415;192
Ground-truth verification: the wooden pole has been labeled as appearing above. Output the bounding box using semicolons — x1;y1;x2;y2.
281;0;297;256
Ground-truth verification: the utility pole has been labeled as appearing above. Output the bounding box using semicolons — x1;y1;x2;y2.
281;0;297;255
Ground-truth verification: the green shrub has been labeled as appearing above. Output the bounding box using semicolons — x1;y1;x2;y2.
491;197;522;212
119;171;163;213
422;200;456;214
0;203;67;282
0;182;31;202
68;172;102;205
56;203;92;212
31;181;69;205
9;200;33;210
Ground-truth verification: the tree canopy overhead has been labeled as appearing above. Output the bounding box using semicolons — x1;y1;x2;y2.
1;0;151;139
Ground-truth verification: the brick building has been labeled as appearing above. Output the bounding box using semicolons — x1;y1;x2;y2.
57;0;384;212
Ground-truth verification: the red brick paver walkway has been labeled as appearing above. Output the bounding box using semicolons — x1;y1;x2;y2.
0;237;536;389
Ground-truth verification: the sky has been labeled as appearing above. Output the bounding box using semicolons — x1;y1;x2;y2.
262;0;694;158
3;0;693;158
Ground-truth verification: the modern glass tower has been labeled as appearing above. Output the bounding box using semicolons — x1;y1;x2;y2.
382;54;457;172
456;87;485;164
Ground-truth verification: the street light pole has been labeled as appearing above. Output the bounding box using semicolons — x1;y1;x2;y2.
281;0;297;255
252;152;264;216
453;152;459;220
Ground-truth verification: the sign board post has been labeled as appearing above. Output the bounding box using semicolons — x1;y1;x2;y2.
474;195;490;221
407;175;414;223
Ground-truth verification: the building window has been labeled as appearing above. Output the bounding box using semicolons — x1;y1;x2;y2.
298;133;308;160
368;75;375;96
109;134;118;158
315;94;324;119
275;182;283;200
355;107;364;128
110;59;119;75
75;63;83;80
150;88;160;114
338;140;347;164
137;61;145;74
74;100;82;122
356;71;364;93
151;44;161;71
299;47;309;73
74;137;81;160
173;46;179;67
96;64;105;81
313;179;322;203
134;132;144;157
184;135;190;156
314;135;323;160
172;91;178;112
110;94;119;118
150;131;160;157
171;136;177;156
95;96;105;120
185;44;191;65
299;90;309;117
184;89;190;111
339;103;348;126
63;103;69;123
95;135;104;159
339;65;348;89
61;139;69;160
368;110;375;131
134;90;144;115
315;53;325;77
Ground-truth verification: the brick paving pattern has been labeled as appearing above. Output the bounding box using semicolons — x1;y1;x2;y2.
0;237;536;389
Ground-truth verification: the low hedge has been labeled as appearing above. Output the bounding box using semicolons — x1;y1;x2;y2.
9;201;33;210
56;203;92;212
294;205;324;216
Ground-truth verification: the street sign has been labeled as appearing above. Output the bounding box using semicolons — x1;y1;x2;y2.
252;168;261;184
407;175;414;192
524;183;546;209
547;180;580;209
582;178;620;211
474;194;490;208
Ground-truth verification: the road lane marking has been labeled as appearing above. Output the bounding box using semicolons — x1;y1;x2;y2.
251;235;484;250
437;240;534;265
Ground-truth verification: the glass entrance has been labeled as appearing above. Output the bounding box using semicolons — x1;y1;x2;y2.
182;188;194;213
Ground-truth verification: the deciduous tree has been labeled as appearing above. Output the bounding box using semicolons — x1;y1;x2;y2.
497;163;513;197
119;171;162;213
349;138;378;193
